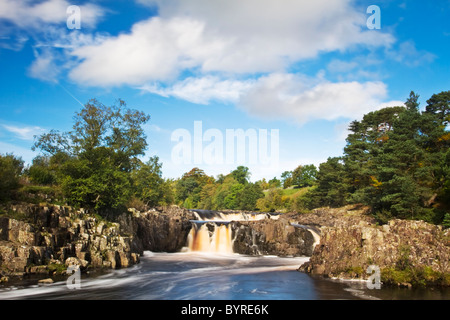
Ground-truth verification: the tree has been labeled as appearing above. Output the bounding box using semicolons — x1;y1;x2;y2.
238;183;264;210
292;164;318;187
132;156;173;207
281;171;293;189
59;147;132;212
329;90;450;223
268;177;281;189
26;155;57;185
231;166;250;184
312;157;349;208
223;183;245;209
256;188;284;212
0;154;24;201
176;167;214;208
425;91;450;127
32;99;151;214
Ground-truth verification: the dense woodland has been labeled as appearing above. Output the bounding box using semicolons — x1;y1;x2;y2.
1;91;449;226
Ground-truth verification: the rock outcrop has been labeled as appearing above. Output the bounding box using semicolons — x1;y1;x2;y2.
232;219;315;256
0;204;197;281
297;206;450;286
118;206;195;253
0;204;140;279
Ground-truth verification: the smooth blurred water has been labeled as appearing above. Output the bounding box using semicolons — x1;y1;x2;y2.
0;252;448;300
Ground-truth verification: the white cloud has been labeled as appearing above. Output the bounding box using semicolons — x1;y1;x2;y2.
140;71;405;125
28;48;61;82
238;73;404;125
2;0;403;128
69;0;394;86
0;0;106;82
70;17;222;86
139;76;255;105
2;124;45;141
0;0;104;29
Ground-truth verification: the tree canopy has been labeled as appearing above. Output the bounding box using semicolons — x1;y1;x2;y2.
2;91;447;226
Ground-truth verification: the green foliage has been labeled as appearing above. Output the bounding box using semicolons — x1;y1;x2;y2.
381;266;450;287
25;155;57;185
131;156;174;207
231;166;250;184
308;90;450;224
32;99;151;217
311;157;348;208
176;166;264;211
59;150;132;212
442;213;450;229
238;183;264;210
0;153;24;201
292;164;318;187
176;167;213;208
9;90;448;224
281;171;293;189
256;188;284;212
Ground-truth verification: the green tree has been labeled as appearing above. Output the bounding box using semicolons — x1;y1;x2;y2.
238;183;264;210
425;90;450;127
132;156;173;207
231;166;250;184
281;171;293;189
26;155;57;185
333;91;449;223
312;157;348;208
223;182;245;209
292;164;318;187
268;177;281;189
33;99;150;214
176;167;214;208
0;154;24;201
256;188;284;212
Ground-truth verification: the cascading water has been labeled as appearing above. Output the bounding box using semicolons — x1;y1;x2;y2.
187;222;234;254
186;209;277;255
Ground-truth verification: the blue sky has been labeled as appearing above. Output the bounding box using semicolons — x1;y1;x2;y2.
0;0;449;181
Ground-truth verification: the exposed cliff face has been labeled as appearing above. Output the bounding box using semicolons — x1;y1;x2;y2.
0;204;203;281
297;206;450;286
232;219;315;256
117;206;195;253
0;204;141;278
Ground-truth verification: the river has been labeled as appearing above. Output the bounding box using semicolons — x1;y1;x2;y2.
1;251;448;300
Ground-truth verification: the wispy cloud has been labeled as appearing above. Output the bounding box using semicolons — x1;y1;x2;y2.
0;0;105;29
386;40;437;67
2;124;45;141
139;76;255;105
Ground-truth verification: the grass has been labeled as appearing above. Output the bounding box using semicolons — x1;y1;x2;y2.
381;266;450;287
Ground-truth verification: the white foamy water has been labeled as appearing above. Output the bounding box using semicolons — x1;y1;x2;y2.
0;252;317;300
2;251;444;300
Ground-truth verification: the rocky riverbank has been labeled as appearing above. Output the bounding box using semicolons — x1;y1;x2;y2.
0;202;318;283
2;202;448;289
0;203;199;282
0;203;142;282
295;205;450;287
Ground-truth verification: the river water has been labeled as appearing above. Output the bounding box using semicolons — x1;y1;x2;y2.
1;251;448;300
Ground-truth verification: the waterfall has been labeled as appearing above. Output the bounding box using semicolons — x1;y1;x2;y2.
187;222;234;254
291;223;321;249
189;209;277;222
